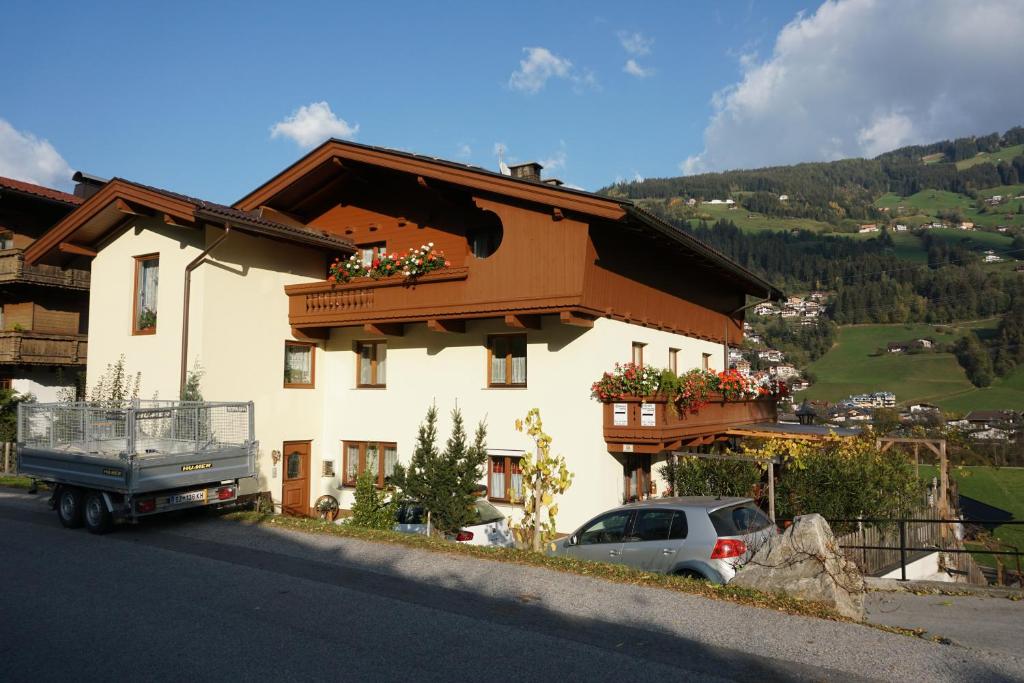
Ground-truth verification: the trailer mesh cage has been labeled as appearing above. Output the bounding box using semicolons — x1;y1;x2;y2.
17;400;255;457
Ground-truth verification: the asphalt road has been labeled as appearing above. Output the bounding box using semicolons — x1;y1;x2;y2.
1;489;1022;682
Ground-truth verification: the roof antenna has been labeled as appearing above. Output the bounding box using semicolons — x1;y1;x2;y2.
496;144;511;176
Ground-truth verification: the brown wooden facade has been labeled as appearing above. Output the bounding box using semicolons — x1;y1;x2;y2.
241;141;779;343
0;179;89;376
602;396;778;453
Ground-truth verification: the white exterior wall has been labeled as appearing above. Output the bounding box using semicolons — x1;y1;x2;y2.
322;316;721;532
84;225;724;531
86;218;204;399
11;367;77;402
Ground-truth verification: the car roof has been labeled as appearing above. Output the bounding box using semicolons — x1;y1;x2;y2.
617;496;753;513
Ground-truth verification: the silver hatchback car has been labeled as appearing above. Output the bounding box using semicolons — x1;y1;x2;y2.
550;497;777;583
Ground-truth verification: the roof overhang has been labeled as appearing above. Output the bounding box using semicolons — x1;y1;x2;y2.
234;139;629;221
25;179;355;266
235;139;783;301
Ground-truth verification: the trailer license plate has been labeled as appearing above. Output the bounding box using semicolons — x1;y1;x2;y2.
169;490;206;505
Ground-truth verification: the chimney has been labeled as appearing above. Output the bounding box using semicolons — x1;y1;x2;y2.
507;162;543;182
72;171;108;200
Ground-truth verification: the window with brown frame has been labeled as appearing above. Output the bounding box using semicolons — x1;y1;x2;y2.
488;454;524;503
487;334;526;387
668;348;680;374
284;341;315;388
342;441;398;487
132;254;159;335
632;342;646;367
702;352;712;372
0;377;11;391
359;242;387;268
356;341;386;387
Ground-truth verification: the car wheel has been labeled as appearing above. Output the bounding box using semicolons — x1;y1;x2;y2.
57;487;84;529
674;569;705;581
83;491;113;535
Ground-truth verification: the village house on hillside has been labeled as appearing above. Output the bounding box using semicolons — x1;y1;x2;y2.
25;141;783;529
0;175;101;400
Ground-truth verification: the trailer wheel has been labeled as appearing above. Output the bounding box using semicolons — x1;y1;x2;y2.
57;487;84;529
83;491;113;535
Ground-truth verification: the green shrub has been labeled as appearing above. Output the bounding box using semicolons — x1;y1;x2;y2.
659;455;761;499
349;470;397;530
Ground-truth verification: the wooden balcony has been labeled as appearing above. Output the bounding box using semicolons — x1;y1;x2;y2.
0;249;90;290
602;395;777;453
0;331;88;366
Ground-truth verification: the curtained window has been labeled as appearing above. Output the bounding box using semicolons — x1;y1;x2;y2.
284;341;315;388
343;441;398;488
133;255;159;334
487;334;527;387
356;341;386;387
488;454;524;503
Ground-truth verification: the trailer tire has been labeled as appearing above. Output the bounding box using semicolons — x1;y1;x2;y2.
83;491;113;535
57;487;84;529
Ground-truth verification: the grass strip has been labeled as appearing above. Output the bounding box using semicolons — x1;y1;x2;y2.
223;510;923;635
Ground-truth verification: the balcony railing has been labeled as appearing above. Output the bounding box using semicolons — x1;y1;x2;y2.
602;395;777;453
286;267;471;326
0;249;90;290
0;331;87;366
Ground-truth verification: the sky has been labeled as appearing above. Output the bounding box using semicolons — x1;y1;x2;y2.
1;0;1023;203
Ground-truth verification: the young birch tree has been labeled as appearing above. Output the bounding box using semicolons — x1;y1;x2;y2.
509;408;574;552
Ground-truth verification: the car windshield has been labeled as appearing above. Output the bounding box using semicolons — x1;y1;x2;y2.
473;499;505;525
396;504;425;525
709;503;772;536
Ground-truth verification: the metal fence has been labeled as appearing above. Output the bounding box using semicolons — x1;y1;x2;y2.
17;401;254;457
831;516;1022;587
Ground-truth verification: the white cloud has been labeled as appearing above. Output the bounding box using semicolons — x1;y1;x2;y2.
0;119;73;190
623;59;653;78
270;101;358;148
508;47;597;94
618;31;653;56
683;0;1024;173
539;141;568;172
618;31;654;78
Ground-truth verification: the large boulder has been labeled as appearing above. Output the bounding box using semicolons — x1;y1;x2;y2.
731;513;866;620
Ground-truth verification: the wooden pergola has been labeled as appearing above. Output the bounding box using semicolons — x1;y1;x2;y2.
877;437;950;516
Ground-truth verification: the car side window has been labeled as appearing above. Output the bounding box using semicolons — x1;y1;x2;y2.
578;511;633;545
669;511;688;540
631;509;675;542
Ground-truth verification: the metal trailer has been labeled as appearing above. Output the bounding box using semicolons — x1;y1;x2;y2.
16;400;258;534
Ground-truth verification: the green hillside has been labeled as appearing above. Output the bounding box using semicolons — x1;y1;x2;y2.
957;143;1024;169
803;321;1024;411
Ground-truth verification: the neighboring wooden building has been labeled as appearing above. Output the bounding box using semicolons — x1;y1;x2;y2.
26;140;783;529
0;176;93;399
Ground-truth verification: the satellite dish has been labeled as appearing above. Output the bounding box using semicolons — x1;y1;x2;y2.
499;161;511;176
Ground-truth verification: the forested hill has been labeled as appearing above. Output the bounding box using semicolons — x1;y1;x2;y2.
601;126;1024;223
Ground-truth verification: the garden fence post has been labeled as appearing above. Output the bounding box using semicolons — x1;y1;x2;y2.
899;520;908;581
767;459;776;523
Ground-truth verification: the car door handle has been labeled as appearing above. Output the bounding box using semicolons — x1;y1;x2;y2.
661;548;677;555
609;549;622;557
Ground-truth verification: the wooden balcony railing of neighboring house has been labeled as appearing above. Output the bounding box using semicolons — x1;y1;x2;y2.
602;395;777;453
0;331;88;366
0;249;90;290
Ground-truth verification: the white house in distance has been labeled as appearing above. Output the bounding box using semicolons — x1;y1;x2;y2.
25;141;782;531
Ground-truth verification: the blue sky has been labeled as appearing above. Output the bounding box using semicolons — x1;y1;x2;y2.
2;0;1023;203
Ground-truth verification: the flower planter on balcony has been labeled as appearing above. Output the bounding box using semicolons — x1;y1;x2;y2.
601;394;777;454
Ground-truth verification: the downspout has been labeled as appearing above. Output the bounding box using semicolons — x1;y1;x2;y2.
180;224;231;396
724;290;775;372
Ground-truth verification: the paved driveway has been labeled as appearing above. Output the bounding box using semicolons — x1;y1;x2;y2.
1;489;1021;682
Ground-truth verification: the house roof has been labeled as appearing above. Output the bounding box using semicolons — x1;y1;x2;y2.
964;410;1020;422
0;176;82;206
24;178;354;265
235;139;785;301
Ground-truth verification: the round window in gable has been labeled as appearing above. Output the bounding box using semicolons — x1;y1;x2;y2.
466;210;504;259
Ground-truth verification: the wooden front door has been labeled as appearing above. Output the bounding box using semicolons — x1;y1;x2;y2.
281;441;311;516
